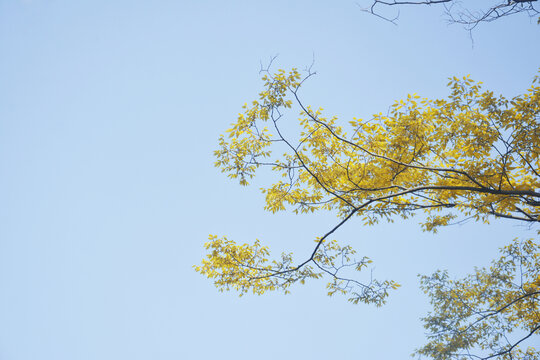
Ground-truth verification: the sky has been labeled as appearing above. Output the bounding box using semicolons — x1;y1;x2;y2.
0;1;539;359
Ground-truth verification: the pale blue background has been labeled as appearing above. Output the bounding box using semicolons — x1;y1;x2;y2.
1;1;539;359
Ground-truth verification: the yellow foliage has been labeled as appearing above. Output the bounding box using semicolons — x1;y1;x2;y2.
215;68;540;229
197;67;540;311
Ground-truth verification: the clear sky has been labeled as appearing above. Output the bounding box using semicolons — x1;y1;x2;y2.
1;1;539;359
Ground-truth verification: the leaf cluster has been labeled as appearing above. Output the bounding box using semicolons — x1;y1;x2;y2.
195;235;399;306
416;239;540;360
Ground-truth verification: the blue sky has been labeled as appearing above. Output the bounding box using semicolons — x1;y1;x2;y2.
1;1;539;359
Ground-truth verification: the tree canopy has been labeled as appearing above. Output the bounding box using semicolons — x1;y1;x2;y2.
195;66;540;358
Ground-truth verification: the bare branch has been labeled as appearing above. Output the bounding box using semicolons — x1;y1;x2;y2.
359;0;539;30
